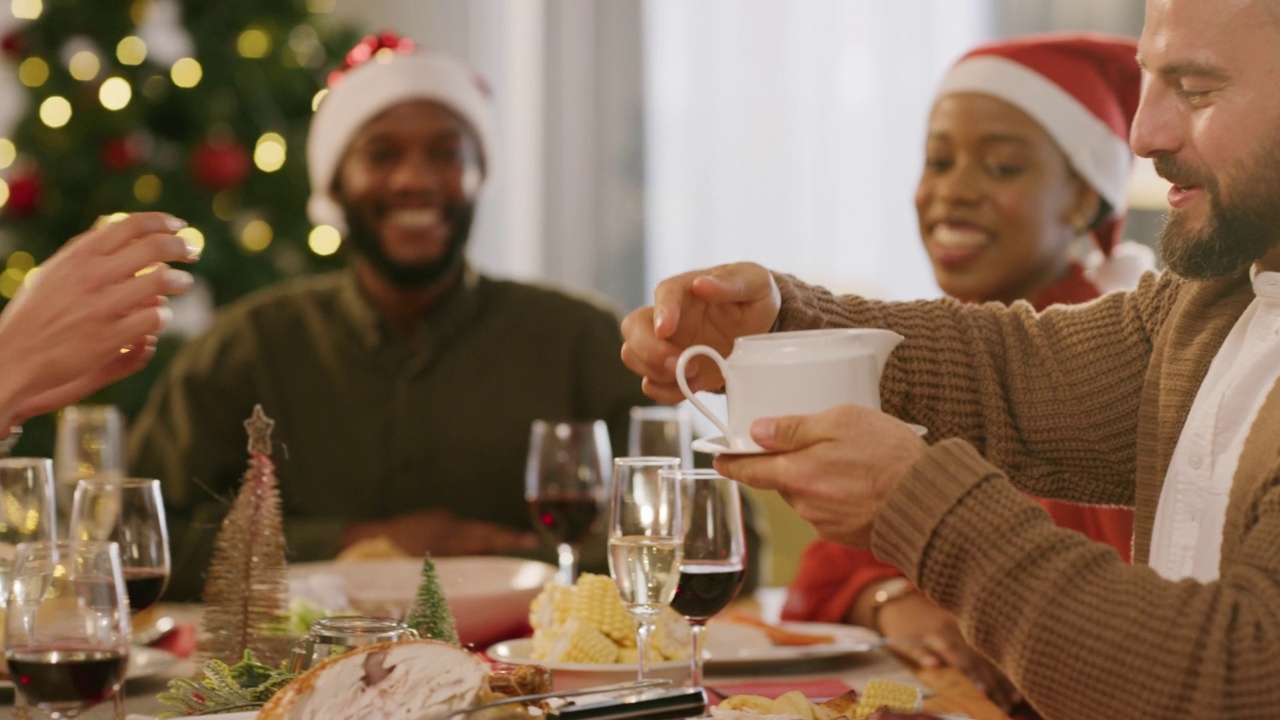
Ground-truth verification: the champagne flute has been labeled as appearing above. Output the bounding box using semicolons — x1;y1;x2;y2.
607;456;683;681
665;469;747;687
0;458;57;655
524;419;612;585
5;540;130;719
69;478;171;615
627;405;693;468
53;405;125;539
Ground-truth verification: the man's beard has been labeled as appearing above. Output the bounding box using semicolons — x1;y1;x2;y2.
343;202;475;288
1156;140;1280;279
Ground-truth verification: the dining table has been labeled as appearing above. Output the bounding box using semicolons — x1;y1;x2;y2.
0;597;1012;720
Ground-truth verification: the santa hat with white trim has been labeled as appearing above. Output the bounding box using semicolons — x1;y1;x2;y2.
936;32;1140;255
306;33;496;234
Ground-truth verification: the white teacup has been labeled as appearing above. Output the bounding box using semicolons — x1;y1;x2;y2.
675;328;903;452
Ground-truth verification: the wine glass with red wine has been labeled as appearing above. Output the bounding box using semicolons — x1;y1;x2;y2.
5;540;131;719
524;419;612;585
663;469;748;688
69;478;171;615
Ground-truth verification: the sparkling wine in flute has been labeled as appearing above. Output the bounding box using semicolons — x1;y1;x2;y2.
6;648;127;708
670;562;746;620
607;535;682;614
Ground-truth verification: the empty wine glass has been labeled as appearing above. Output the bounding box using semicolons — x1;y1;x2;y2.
524;419;612;585
665;469;747;687
70;478;171;615
607;456;683;681
627;405;693;467
53;405;125;539
5;540;130;719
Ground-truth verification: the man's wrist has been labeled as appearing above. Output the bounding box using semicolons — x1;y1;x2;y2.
868;577;918;634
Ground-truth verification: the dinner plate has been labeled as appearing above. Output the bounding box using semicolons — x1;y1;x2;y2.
693;425;927;456
2;645;179;690
487;621;882;690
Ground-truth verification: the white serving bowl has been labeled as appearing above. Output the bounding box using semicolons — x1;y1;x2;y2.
289;556;557;648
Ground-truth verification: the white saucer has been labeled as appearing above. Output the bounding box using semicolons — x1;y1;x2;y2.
693;424;928;456
691;436;773;456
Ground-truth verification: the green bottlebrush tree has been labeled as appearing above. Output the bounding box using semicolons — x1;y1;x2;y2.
0;0;362;454
406;555;461;646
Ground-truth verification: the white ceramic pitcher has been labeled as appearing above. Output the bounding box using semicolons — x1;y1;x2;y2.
676;328;903;452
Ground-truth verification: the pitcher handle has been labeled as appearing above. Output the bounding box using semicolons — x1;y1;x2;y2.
675;345;731;440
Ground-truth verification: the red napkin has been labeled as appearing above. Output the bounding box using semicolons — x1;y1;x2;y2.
706;678;853;705
150;622;198;658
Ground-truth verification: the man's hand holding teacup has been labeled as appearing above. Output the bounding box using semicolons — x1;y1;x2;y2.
620;262;781;403
714;404;927;547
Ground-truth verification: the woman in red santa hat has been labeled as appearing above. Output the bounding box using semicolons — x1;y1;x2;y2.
783;33;1150;716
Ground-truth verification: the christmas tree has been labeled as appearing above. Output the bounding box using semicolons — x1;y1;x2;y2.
405;555;460;646
200;404;293;667
0;0;361;454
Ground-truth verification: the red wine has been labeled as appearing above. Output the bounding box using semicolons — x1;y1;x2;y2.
670;563;745;620
7;648;127;708
123;568;169;612
528;495;600;546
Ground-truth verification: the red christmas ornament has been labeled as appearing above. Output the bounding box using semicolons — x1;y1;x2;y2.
1;30;26;60
5;172;41;217
100;136;142;171
191;138;250;191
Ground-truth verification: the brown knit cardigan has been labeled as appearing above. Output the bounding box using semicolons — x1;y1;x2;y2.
773;268;1279;719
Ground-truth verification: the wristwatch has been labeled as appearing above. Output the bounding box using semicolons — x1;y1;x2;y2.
869;577;917;633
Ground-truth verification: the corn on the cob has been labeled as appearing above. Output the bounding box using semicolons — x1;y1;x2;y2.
536;619;620;664
854;679;922;719
570;573;637;645
529;581;573;633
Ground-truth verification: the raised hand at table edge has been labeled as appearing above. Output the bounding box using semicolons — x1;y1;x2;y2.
620;262;781;403
0;212;198;431
713;404;925;547
341;507;541;558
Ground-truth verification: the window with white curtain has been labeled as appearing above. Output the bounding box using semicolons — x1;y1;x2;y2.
642;0;995;301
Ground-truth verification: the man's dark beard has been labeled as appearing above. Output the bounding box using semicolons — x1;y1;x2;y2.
343;203;474;288
1155;145;1280;279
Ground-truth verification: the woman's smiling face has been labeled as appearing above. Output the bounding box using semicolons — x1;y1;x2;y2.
915;92;1094;303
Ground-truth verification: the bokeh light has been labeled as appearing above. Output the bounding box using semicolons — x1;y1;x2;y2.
177;226;205;255
99;77;132;110
0;268;26;299
311;88;328;111
171;57;203;88
134;174;161;204
117;36;147;66
6;251;34;272
253;132;286;172
18;57;49;88
39;96;72;128
11;0;42;20
0;139;15;169
308;225;342;256
237;28;271;59
68;50;101;81
306;0;334;12
212;191;238;221
0;178;9;208
239;220;273;253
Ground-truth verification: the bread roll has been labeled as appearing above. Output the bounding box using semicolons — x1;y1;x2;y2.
259;639;489;720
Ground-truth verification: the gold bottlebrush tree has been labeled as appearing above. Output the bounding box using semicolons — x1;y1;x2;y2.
199;403;292;667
